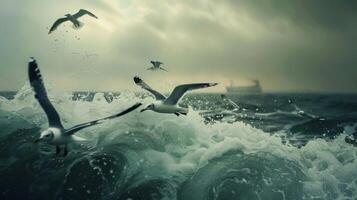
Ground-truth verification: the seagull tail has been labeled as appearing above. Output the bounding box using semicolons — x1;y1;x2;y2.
179;111;188;115
72;135;87;142
72;21;84;29
175;110;188;116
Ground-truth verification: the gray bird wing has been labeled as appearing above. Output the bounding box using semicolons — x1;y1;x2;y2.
164;83;218;105
72;9;98;19
48;17;69;34
133;76;166;100
65;102;142;135
28;58;63;128
159;67;168;72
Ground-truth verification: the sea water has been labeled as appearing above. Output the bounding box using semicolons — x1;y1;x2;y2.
0;85;356;200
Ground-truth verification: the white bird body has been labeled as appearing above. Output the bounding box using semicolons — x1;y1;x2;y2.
149;101;188;114
66;14;81;26
39;127;85;146
43;128;66;145
134;76;217;115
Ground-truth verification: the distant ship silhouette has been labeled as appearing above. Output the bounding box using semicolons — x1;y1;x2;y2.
226;80;262;94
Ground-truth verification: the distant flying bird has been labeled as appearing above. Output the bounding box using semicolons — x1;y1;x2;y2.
134;76;217;116
28;58;142;156
147;61;168;72
48;9;98;34
72;52;99;59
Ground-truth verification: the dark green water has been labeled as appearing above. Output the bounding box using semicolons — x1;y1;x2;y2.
0;88;357;199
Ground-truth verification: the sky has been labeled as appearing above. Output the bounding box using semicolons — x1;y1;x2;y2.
0;0;356;93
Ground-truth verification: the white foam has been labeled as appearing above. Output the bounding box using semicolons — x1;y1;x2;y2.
1;84;357;199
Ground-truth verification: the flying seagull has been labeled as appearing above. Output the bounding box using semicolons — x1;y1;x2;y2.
48;9;98;34
29;58;142;156
134;76;217;116
147;61;168;72
221;94;239;111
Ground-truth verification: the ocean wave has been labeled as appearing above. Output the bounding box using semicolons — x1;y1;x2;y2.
0;86;356;199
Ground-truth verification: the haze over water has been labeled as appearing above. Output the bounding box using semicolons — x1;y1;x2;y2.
0;1;357;200
1;0;357;93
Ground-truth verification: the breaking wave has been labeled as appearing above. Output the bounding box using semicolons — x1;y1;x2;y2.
0;85;356;200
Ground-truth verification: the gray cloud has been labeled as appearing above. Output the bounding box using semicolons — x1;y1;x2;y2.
0;0;356;93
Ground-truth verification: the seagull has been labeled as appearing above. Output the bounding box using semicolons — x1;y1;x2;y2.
48;9;98;34
147;61;168;72
29;58;142;156
134;76;217;116
72;52;98;60
221;94;239;111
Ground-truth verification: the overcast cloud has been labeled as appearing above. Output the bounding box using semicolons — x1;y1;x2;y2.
0;0;356;93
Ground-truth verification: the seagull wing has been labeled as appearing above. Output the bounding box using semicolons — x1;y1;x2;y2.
221;94;239;110
48;17;69;34
65;102;142;135
159;67;168;72
164;83;218;105
73;9;98;19
28;58;63;128
133;76;166;100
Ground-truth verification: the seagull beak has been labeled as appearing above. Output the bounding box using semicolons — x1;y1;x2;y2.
34;138;42;143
